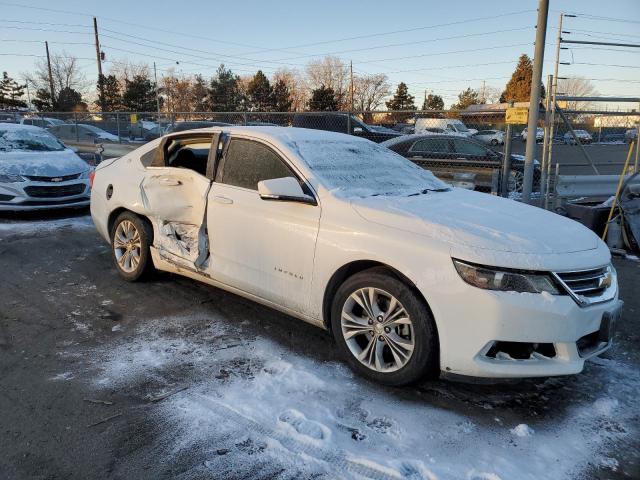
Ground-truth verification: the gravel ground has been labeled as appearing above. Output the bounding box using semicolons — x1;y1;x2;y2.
0;210;638;480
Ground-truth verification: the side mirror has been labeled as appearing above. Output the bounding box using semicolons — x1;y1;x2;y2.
257;177;315;205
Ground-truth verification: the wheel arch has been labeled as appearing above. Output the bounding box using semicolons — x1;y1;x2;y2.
322;260;435;332
107;207;153;240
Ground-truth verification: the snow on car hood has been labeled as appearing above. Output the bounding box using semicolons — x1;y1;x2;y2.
0;149;89;176
351;188;599;254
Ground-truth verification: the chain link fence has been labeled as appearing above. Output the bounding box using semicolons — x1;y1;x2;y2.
7;108;638;204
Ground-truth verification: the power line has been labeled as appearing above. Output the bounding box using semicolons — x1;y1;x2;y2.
564;13;640;25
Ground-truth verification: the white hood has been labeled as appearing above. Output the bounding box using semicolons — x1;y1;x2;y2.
351;188;599;254
0;149;89;177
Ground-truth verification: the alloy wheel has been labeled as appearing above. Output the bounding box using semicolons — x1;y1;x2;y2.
113;219;142;273
341;287;415;373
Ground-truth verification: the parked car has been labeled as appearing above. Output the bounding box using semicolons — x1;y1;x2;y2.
521;127;544;142
381;134;539;193
165;121;232;134
414;118;477;137
48;123;120;143
0;124;91;210
91;126;619;385
392;123;415;134
625;128;638;143
0;112;22;124
130;120;163;141
564;130;593;145
20;117;66;129
473;129;505;146
292;113;402;143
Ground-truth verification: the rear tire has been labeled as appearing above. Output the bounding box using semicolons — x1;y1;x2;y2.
110;211;154;282
330;267;439;386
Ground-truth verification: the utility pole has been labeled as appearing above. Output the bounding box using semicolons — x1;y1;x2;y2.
522;0;550;203
45;41;55;108
349;60;354;111
93;17;104;110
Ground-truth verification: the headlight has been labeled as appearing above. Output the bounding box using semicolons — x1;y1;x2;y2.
78;169;92;179
452;259;561;295
0;173;25;183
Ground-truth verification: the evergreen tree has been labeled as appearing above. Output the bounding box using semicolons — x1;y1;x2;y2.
386;83;416;111
500;54;545;103
271;78;292;112
308;85;338;111
246;70;273;111
422;93;444;111
191;74;208;112
122;74;156;111
0;72;27;108
207;64;243;112
451;88;481;110
33;88;54;111
96;74;122;111
55;87;84;111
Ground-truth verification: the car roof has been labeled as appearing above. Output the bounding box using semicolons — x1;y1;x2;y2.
0;122;48;133
380;133;467;147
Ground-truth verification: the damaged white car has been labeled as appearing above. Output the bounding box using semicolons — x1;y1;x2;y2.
91;127;622;385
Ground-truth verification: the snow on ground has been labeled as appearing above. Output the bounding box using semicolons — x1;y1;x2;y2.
76;311;638;480
0;214;93;234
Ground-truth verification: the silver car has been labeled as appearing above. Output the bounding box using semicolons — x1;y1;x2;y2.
0;124;91;211
473;129;505;146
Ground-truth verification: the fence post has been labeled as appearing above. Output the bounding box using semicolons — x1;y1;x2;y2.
116;112;121;143
540;75;553;202
500;102;514;197
74;111;79;143
347;112;352;135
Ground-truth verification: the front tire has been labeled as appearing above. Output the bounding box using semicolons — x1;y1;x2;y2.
110;211;154;281
330;268;439;386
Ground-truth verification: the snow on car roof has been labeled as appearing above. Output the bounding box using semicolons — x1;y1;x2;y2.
0;122;49;133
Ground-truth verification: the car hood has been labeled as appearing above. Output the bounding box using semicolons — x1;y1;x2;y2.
351;188;599;254
0;149;89;176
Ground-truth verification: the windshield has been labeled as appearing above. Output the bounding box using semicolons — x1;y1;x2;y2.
452;121;469;132
0;128;66;152
290;138;449;198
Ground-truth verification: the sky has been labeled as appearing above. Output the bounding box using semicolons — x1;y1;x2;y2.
0;0;639;109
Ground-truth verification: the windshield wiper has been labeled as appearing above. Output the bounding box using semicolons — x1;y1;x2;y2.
407;187;449;196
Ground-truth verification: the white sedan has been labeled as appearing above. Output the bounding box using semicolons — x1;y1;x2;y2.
90;127;621;385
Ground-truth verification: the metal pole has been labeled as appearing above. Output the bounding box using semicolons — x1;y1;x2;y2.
349;60;354;111
545;13;565;210
635;126;639;172
522;0;550;203
540;74;553;202
154;62;161;132
45;41;55;108
501;102;514;197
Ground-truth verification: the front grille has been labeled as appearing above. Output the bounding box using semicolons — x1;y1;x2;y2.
0;194;15;201
24;173;81;182
554;266;614;305
24;183;86;198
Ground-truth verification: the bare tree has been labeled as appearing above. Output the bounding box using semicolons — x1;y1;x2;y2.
108;59;150;89
305;56;349;109
272;68;307;112
557;77;598;110
353;73;390;112
162;73;195;117
479;85;501;104
23;52;89;96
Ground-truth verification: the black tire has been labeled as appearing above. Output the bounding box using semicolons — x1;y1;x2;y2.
110;211;155;282
490;139;498;146
330;267;439;386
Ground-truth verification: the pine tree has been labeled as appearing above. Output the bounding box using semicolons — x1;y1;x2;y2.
122;74;156;111
55;87;84;111
191;74;208;112
33;88;54;111
308;85;338;111
272;78;292;112
451;88;481;110
422;94;444;111
0;72;27;108
386;82;416;111
500;54;546;103
207;64;243;111
246;70;273;111
96;74;122;112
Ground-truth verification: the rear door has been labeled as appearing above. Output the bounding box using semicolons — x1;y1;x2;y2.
450;138;501;188
406;137;455;180
141;132;219;270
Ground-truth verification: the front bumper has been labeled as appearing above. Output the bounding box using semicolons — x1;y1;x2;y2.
424;265;621;378
0;179;90;211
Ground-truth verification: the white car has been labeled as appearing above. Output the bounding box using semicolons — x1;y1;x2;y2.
564;130;593;145
0;124;91;210
415;118;477;137
91;127;621;385
473;129;505;146
521;127;544;142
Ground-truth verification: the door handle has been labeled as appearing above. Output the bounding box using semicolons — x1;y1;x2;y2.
213;195;233;205
159;177;181;186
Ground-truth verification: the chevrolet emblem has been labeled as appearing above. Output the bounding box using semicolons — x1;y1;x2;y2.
51;177;63;182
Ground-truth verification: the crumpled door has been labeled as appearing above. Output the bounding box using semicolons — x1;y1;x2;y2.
140;168;211;270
